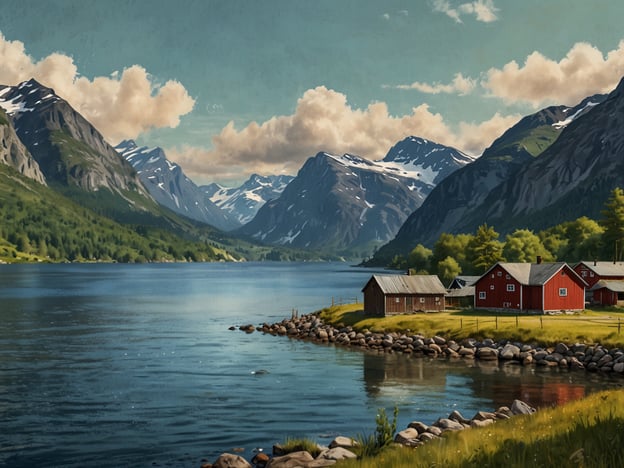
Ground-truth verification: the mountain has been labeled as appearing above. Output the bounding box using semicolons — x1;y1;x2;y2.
0;79;147;200
236;137;473;258
369;93;608;265
202;174;294;225
0;107;45;184
115;140;239;231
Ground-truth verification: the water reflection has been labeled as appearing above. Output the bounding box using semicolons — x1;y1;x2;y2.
362;351;623;415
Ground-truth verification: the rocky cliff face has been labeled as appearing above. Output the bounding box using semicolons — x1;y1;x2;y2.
369;93;607;264
0;79;146;197
0;108;45;184
116;140;239;231
236;142;467;257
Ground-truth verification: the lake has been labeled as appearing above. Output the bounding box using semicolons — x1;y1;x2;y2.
0;262;621;467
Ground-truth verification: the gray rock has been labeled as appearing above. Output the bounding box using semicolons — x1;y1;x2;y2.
266;451;315;468
408;421;429;434
212;453;253;468
418;432;439;442
319;447;356;461
434;418;465;431
394;428;420;446
328;436;357;449
472;411;497;421
448;410;470;424
477;347;499;360
500;343;520;360
426;426;443;436
511;400;536;415
470;418;495;428
613;362;624;373
555;343;569;355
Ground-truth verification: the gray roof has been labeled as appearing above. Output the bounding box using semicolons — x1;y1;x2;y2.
487;262;584;286
590;279;624;292
446;286;475;298
366;274;446;295
576;261;624;276
448;276;480;289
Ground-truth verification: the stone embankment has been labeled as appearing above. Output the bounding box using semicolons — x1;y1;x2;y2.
202;399;537;468
248;313;624;375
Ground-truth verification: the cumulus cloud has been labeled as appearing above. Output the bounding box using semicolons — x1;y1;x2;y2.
433;0;498;23
167;86;519;186
482;41;624;107
0;33;195;143
391;72;476;95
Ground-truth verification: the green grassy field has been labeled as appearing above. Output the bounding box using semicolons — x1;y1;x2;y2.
319;304;624;347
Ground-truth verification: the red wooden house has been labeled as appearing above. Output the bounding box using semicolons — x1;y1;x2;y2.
362;274;446;316
573;261;624;306
474;261;586;313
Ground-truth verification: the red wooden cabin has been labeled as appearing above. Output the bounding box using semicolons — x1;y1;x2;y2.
474;261;586;313
573;261;624;305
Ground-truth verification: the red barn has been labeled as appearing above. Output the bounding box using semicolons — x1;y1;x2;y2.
362;274;446;316
573;261;624;305
474;262;586;313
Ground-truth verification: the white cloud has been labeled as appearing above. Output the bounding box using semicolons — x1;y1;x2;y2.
482;41;624;107
167;86;519;186
0;33;195;143
391;73;477;95
433;0;498;23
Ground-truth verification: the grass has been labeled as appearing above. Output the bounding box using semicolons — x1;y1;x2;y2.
318;304;624;347
280;437;323;458
335;390;624;468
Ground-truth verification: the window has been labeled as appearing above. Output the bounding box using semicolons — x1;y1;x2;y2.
490;284;495;290
395;297;400;303
491;273;495;279
559;288;568;297
506;284;515;292
419;297;425;303
435;296;440;302
479;291;486;300
581;270;587;277
505;274;511;279
590;272;594;277
497;271;502;277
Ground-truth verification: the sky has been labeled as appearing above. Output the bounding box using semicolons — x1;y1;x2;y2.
1;0;624;186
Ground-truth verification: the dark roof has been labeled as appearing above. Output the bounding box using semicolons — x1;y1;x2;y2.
364;274;446;295
446;286;475;298
479;262;587;286
448;276;480;289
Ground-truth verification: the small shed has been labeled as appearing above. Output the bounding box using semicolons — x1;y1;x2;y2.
589;280;624;306
446;275;479;307
362;274;446;316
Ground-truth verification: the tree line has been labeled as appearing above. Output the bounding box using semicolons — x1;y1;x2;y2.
390;187;624;285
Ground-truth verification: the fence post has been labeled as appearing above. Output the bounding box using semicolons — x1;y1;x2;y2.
477;318;479;332
460;318;463;329
619;318;621;335
540;316;543;329
496;316;498;330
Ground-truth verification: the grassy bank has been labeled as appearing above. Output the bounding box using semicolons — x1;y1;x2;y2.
319;304;624;348
335;389;624;468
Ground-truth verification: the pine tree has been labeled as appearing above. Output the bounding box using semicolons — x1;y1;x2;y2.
468;224;504;272
601;187;624;261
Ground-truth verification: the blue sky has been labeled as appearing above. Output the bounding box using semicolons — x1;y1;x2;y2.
1;0;624;185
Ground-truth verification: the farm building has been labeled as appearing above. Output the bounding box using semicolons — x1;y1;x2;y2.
573;261;624;305
474;261;587;313
446;275;479;307
362;274;446;316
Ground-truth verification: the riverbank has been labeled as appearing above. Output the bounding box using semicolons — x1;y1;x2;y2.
206;306;624;467
256;306;624;375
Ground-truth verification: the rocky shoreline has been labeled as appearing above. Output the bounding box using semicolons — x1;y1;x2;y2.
248;312;624;375
205;312;624;467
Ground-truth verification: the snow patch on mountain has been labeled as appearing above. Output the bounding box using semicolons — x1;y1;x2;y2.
552;100;601;129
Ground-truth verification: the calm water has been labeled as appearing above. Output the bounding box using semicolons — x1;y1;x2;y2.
0;262;621;467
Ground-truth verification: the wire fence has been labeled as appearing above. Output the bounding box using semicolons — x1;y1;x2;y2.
457;315;623;335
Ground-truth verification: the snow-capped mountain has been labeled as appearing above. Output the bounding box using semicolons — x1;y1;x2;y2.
202;174;294;225
115;140;239;231
236;138;471;258
0;106;45;184
0;78;147;196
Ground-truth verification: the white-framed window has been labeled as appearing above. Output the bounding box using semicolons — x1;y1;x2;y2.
590;272;595;277
420;297;425;303
490;284;495;290
395;297;400;303
506;284;515;292
434;296;440;302
497;271;502;277
559;288;568;297
479;291;486;300
491;273;495;278
581;270;587;277
505;274;511;279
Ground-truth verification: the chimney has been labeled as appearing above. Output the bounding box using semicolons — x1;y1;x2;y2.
594;259;597;266
536;256;542;264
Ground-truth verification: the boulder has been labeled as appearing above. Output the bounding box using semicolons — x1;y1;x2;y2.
407;421;429;433
328;436;357;449
500;343;520;360
434;418;465;431
266;451;314;468
477;347;498;360
395;428;420;447
426;426;443;437
470;418;495;428
511;400;536;415
448;410;470;425
319;447;356;461
418;432;439;442
555;342;569;355
251;452;270;467
472;411;497;421
212;453;252;468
